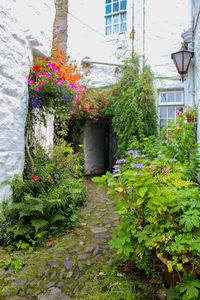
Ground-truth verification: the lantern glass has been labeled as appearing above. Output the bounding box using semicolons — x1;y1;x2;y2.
171;48;194;81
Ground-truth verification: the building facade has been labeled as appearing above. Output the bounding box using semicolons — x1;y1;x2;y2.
67;0;191;132
67;0;192;173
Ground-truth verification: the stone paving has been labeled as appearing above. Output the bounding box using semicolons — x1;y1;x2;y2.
0;180;119;299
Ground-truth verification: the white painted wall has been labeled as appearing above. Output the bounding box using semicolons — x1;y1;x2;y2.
0;0;55;203
68;0;190;89
192;0;200;145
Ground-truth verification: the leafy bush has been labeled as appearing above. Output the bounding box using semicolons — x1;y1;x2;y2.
1;143;86;247
93;149;200;299
110;53;158;157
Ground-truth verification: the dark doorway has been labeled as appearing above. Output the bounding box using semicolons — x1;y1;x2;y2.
83;117;117;175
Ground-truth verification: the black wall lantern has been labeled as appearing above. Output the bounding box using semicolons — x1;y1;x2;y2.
171;45;194;81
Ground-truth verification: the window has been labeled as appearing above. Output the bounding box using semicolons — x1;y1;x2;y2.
105;0;127;36
158;90;184;131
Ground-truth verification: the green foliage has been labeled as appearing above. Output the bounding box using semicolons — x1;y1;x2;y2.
0;254;25;273
160;109;200;181
84;257;160;299
1;143;86;247
93;147;200;297
110;53;158;157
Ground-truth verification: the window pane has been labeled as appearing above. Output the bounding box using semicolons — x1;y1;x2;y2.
106;0;111;3
106;26;112;35
160;119;167;128
160;108;167;118
120;0;127;10
176;92;182;102
113;14;119;24
113;24;119;33
120;12;127;21
161;93;167;103
168;107;175;118
113;2;119;12
113;0;118;2
106;4;112;14
168;93;175;102
120;22;126;32
106;16;112;25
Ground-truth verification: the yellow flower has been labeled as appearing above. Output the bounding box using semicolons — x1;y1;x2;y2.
78;144;83;147
144;138;149;141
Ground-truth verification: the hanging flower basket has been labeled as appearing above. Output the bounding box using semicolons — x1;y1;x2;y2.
186;115;195;123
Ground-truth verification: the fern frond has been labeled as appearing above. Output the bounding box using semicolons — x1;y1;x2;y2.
30;218;48;233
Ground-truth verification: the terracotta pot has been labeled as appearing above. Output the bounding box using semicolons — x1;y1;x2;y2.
187;116;194;123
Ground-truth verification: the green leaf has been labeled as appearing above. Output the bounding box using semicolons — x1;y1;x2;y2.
30;218;48;233
138;186;147;198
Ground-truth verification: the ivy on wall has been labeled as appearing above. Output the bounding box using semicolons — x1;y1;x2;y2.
110;53;158;157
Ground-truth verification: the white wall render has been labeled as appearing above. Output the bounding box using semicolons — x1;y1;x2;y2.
0;0;55;203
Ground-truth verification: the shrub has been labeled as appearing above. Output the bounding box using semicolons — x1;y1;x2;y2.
1;143;86;247
93;149;200;299
110;53;158;157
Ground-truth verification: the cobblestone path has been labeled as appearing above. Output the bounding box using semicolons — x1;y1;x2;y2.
0;180;119;299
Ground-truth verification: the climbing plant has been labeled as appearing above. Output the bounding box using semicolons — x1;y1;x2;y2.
110;53;158;157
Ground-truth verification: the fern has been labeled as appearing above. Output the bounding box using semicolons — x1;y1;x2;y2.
30;218;48;233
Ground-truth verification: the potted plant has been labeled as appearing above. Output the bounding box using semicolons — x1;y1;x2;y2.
184;105;197;122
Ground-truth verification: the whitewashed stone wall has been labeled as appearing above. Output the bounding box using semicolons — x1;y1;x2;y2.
0;0;55;203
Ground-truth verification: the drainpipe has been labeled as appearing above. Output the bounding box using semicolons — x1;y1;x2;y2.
131;0;135;53
142;0;145;67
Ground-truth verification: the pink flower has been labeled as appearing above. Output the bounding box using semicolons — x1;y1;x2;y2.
35;87;39;92
36;73;42;78
28;79;33;84
155;158;159;161
150;164;157;170
184;105;188;108
162;168;171;173
45;58;50;61
39;81;44;86
176;110;182;115
44;72;52;77
180;168;183;172
57;80;62;85
80;85;87;90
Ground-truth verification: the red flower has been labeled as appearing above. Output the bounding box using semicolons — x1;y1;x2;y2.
33;65;40;71
33;176;39;181
47;174;52;181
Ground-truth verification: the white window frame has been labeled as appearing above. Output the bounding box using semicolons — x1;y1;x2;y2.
158;89;184;132
105;0;127;36
158;90;184;106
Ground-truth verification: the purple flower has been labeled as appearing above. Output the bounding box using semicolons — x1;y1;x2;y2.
115;158;126;164
126;150;138;155
132;164;144;169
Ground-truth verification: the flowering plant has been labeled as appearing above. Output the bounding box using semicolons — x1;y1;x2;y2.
184;105;197;118
69;88;109;121
28;47;83;113
93;150;200;299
